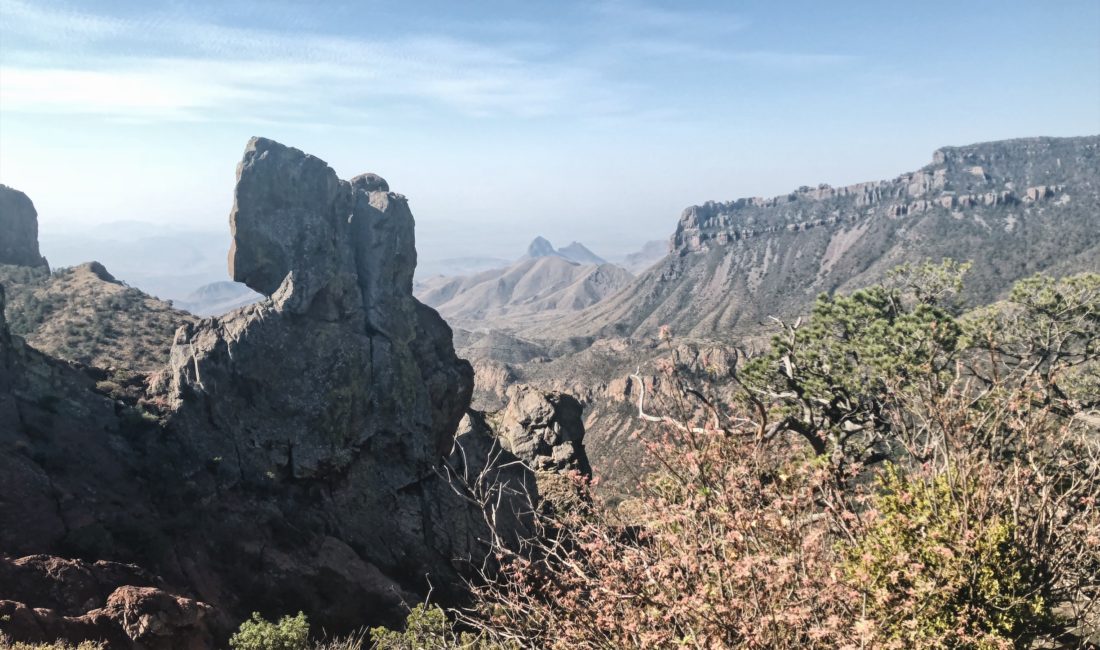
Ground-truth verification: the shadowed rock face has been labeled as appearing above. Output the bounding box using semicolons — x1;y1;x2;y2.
0;139;544;642
0;556;215;649
147;137;506;632
165;137;468;476
0;285;8;345
0;185;48;268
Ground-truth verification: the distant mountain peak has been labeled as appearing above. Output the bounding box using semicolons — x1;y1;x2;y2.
557;241;606;265
523;236;607;265
526;236;556;258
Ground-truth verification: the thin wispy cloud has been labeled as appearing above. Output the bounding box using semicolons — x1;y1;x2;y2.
0;0;855;124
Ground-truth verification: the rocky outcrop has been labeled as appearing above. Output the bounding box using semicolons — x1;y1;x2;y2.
139;138;532;632
162;136;469;474
526;236;556;258
0;185;48;268
494;385;591;476
0;556;215;649
0;138;548;644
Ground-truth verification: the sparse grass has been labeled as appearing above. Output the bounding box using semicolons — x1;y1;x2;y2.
1;262;194;372
0;636;104;650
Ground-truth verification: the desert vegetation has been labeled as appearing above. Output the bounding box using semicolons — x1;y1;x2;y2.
5;263;1096;649
370;263;1098;649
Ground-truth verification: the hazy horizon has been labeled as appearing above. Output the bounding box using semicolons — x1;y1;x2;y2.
3;0;1099;263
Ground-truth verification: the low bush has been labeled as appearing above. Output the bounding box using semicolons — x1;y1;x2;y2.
230;612;310;650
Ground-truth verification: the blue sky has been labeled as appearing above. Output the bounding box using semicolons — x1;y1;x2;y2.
1;0;1098;261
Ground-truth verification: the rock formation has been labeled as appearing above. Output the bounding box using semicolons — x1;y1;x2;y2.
0;185;48;268
0;556;215;649
143;137;524;630
1;138;593;644
494;385;591;476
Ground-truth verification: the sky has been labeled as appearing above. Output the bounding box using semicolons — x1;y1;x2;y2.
1;0;1099;263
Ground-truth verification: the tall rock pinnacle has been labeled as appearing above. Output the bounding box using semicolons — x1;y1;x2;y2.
149;137;525;631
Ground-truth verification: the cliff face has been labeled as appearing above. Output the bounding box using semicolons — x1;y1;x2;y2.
0;185;48;269
538;135;1100;339
161;137;471;475
1;139;556;643
672;136;1089;255
147;140;492;626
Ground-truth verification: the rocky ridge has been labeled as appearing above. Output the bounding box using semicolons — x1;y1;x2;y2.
529;135;1100;340
416;254;633;332
0;261;195;373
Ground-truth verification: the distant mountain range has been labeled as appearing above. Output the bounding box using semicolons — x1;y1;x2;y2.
526;135;1100;341
523;236;607;265
173;281;262;317
416;237;632;331
614;239;667;274
455;135;1100;495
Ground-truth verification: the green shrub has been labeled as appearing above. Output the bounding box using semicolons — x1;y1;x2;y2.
847;465;1052;648
230;612;310;650
369;605;501;649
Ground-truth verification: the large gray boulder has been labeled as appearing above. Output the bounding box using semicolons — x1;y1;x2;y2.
495;385;592;476
0;185;48;268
